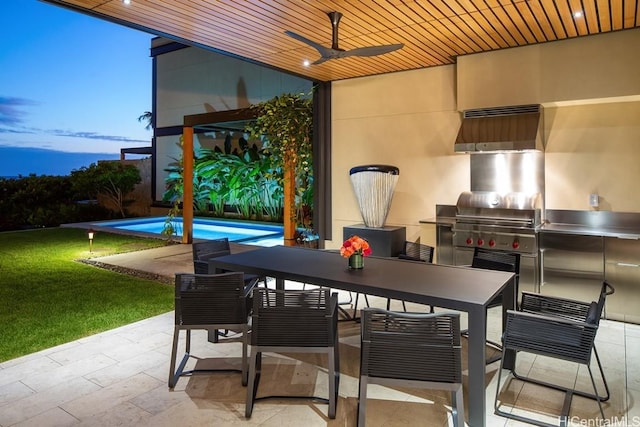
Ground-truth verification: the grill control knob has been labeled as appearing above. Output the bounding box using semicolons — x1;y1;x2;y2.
512;241;520;249
477;238;484;246
466;237;473;245
489;239;496;247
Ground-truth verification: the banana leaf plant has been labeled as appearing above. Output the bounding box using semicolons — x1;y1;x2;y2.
163;132;284;222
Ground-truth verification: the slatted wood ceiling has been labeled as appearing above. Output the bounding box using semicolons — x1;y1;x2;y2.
42;0;640;82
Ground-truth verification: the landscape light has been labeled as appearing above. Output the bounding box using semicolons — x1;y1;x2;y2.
87;228;95;252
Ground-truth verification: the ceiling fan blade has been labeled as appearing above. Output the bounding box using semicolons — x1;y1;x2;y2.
285;12;404;65
311;56;331;65
341;44;404;58
284;30;332;57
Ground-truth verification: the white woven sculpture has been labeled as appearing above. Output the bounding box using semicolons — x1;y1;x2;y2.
349;165;399;228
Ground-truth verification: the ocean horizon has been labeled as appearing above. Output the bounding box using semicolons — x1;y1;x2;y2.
0;146;127;177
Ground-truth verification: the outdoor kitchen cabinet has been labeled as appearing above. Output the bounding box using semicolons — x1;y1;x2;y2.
539;232;605;303
605;237;640;323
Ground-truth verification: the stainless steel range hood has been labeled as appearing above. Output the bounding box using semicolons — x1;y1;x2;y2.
454;104;544;153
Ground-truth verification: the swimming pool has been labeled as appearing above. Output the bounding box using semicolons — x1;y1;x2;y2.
92;217;284;246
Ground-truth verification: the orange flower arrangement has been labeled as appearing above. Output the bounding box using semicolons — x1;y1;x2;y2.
340;235;372;258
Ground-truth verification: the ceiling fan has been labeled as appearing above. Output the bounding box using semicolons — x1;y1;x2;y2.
285;11;404;65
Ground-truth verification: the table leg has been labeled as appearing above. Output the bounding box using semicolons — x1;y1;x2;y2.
467;305;487;427
501;276;516;370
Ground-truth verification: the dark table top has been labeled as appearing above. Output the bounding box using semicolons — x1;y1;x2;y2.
210;245;514;311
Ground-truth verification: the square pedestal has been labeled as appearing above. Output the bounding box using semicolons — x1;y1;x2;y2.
343;224;406;258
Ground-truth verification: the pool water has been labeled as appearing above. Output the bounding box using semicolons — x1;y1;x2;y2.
92;217;284;246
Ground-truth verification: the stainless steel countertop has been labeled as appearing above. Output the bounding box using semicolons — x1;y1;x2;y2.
539;223;640;239
424;208;640;239
541;209;640;239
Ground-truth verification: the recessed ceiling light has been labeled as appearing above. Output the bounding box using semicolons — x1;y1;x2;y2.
574;11;583;18
123;0;131;5
302;59;310;67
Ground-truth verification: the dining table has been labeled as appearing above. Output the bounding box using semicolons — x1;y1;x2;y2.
209;245;516;427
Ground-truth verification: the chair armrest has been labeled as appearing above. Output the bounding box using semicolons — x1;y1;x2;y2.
508;309;594;327
603;281;615;296
521;291;592;307
520;291;592;321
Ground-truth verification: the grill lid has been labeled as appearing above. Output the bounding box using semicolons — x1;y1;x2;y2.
456;191;542;211
455;191;542;227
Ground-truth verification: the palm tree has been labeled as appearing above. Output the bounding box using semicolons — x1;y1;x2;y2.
138;111;153;130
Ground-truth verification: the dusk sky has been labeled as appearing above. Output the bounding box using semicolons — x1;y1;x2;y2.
0;0;153;176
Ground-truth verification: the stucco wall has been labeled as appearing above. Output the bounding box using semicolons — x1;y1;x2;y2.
331;65;467;247
457;29;640;109
544;100;640;211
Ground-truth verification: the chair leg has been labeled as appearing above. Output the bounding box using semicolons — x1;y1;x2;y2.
511;353;610;402
357;375;368;427
495;352;560;427
592;346;611;401
451;385;465;427
352;293;360;320
496;348;607;427
245;351;262;418
168;326;180;388
259;277;269;288
587;364;606;420
169;328;193;388
328;347;337;419
185;328;191;353
241;325;248;386
208;329;230;343
334;338;341;394
352;293;370;320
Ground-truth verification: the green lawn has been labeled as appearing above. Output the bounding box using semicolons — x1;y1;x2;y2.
0;227;175;362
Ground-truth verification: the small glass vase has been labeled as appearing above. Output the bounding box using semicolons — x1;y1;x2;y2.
348;253;364;270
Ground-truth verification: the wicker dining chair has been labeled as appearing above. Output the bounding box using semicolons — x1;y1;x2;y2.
398;240;435;263
388;241;436;312
464;247;520;364
169;272;255;388
358;308;464;427
471;247;520;308
193;239;265;284
494;281;615;427
192;238;266;341
192;238;235;274
245;287;340;419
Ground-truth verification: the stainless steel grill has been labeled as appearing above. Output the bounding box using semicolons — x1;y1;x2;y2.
435;149;546;294
452;191;542;255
